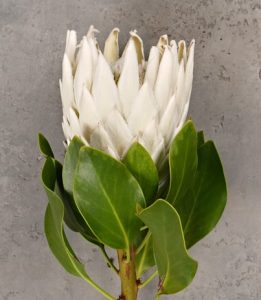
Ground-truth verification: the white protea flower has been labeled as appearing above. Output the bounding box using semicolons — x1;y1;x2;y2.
60;26;195;168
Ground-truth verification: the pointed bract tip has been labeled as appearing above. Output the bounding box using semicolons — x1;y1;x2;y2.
87;25;99;38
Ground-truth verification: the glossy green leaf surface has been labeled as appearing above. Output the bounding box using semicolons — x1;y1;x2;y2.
42;158;89;278
53;160;80;232
138;199;198;295
42;157;100;245
41;158;116;300
55;160;100;245
176;141;227;248
123;142;159;205
38;133;54;158
166;121;198;206
63;136;85;195
74;147;146;249
135;235;155;278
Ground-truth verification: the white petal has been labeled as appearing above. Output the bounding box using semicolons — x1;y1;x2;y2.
154;47;173;116
89;124;118;158
128;82;158;136
170;40;179;94
141;118;166;161
79;86;100;137
130;31;146;84
157;34;168;54
63;140;69;148
178;101;190;129
86;27;99;71
159;94;179;146
92;51;119;118
88;38;99;71
118;39;139;118
59;79;67;116
65;30;77;66
184;40;195;101
129;31;144;65
106;146;119;159
68;108;81;137
170;40;178;51
74;37;93;106
61;54;75;111
178;40;187;65
87;25;99;39
62;116;72;140
103;109;133;156
145;46;161;88
140;118;158;154
151;137;165;163
171;101;190;145
103;28;120;64
175;59;185;115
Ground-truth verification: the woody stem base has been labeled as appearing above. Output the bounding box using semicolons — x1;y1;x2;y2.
117;249;138;300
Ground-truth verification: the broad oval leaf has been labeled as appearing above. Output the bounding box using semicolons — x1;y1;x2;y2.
166;121;198;205
123;142;159;205
38;133;54;158
73;147;146;249
63;136;85;195
42;158;89;278
42;159;115;300
42;157;100;245
176;141;227;248
138;199;198;295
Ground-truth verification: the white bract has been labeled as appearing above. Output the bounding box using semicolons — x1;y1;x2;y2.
60;26;195;167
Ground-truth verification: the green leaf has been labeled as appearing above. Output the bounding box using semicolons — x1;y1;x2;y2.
197;131;205;148
176;141;227;248
54;160;101;246
38;133;54;158
54;161;80;232
135;235;155;278
123;142;159;205
42;158;116;300
42;157;100;246
138;199;198;295
63;136;85;195
74;147;146;249
42;158;89;278
166;121;198;205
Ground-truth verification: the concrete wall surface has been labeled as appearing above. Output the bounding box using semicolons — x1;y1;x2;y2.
0;0;261;299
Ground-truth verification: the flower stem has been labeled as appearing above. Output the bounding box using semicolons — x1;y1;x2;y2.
117;248;138;300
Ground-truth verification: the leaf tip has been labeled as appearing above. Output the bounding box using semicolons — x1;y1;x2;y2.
38;132;54;158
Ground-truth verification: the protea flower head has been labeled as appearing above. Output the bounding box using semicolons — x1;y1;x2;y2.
60;25;195;168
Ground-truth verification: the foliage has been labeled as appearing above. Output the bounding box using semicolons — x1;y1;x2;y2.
38;120;227;299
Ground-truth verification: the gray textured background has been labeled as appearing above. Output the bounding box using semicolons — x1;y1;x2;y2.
1;0;261;299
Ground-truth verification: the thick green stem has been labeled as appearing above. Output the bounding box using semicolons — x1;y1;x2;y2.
117;248;138;300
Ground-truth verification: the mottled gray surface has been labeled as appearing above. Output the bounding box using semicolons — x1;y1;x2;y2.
0;0;261;299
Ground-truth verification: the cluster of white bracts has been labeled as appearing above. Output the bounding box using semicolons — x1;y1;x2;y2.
60;26;195;167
